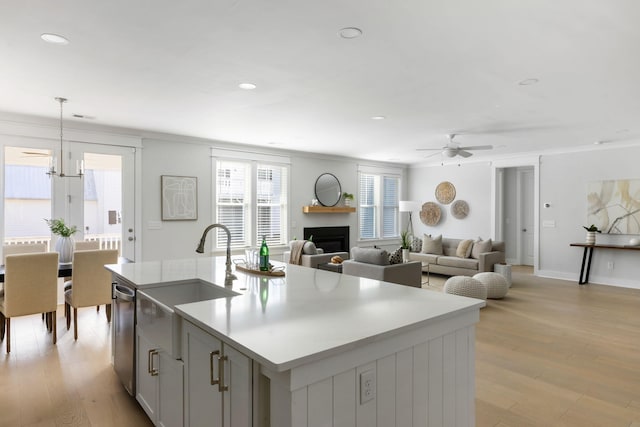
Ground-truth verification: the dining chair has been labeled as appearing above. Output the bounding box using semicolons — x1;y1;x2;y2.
68;241;102;312
2;243;51;325
2;242;48;265
74;240;101;251
0;252;59;353
64;249;118;340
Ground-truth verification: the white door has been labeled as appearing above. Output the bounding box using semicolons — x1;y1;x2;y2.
65;142;136;260
519;168;534;266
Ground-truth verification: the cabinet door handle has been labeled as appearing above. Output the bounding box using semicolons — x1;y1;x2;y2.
218;354;229;392
210;350;220;386
148;349;159;376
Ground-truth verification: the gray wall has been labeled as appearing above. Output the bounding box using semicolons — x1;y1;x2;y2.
407;147;640;289
407;162;493;241
139;137;406;261
538;146;640;288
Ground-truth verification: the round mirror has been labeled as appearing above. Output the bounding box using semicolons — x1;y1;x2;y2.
314;173;342;207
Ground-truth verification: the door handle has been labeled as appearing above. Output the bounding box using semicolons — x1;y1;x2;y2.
218;354;228;392
210;350;220;386
148;349;159;376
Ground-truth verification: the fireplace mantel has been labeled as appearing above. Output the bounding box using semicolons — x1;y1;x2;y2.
302;206;355;213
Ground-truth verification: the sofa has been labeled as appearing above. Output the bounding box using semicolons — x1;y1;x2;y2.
408;236;505;277
342;247;422;288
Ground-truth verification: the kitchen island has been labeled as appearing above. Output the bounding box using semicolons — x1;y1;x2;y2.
107;256;484;427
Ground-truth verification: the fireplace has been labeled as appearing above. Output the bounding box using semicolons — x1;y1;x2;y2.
303;226;350;253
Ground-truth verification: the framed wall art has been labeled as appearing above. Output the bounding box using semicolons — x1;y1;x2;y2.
161;175;198;220
587;179;640;234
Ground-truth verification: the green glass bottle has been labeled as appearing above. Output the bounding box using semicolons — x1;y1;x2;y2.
259;235;269;271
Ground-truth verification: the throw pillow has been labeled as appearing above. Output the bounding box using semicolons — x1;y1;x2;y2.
471;238;492;259
411;237;422;252
421;234;443;255
456;239;474;258
388;247;403;265
302;241;317;255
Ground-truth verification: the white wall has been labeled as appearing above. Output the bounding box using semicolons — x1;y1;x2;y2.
139;138;407;261
407;162;493;241
140;138;213;261
538;146;640;288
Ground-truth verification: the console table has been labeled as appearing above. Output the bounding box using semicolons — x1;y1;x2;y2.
569;243;640;284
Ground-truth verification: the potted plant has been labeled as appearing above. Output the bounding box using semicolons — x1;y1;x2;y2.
400;230;412;263
582;224;601;245
342;192;354;207
45;218;78;263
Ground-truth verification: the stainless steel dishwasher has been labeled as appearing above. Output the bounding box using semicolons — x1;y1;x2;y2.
113;280;136;396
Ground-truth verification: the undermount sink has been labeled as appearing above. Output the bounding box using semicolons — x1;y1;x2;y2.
137;280;239;359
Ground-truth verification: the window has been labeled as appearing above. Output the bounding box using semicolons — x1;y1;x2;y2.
358;168;400;240
214;158;288;249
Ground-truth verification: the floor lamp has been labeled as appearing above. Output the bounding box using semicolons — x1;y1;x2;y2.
399;201;420;237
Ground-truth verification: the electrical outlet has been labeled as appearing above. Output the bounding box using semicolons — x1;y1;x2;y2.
607;261;614;270
360;370;375;404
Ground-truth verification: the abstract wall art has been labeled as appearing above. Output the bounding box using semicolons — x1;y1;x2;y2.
587;179;640;234
161;175;198;220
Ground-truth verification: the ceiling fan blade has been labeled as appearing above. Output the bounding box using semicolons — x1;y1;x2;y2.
458;145;493;151
423;151;443;158
457;150;473;158
416;148;443;151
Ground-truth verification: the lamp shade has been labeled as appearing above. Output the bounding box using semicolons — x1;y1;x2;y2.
399;200;420;212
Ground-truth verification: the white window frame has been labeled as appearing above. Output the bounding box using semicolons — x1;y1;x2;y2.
357;164;402;242
212;148;290;250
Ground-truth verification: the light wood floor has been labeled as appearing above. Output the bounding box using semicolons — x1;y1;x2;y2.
0;306;152;427
426;266;640;427
1;268;639;426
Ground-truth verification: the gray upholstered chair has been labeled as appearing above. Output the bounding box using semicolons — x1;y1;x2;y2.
0;252;59;353
64;249;118;340
342;247;422;288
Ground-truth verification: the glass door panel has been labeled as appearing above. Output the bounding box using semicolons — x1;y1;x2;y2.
83;152;123;252
3;146;53;251
68;142;135;260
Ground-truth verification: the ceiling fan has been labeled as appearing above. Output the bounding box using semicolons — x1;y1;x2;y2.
417;134;493;158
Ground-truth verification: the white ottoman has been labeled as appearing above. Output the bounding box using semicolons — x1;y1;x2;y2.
473;272;509;299
443;276;487;300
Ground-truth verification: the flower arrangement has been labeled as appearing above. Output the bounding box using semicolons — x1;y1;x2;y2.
342;192;354;201
45;218;78;237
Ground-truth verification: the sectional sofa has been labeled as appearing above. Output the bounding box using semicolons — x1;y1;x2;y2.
408;236;505;277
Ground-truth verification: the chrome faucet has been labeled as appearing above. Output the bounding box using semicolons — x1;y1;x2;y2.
196;224;237;287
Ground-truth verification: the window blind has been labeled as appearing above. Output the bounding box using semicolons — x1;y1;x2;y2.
215;159;288;249
216;160;250;248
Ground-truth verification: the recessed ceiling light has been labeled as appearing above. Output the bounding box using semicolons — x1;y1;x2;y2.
518;78;539;86
238;83;257;90
338;27;362;39
41;33;69;45
594;141;603;145
371;116;385;120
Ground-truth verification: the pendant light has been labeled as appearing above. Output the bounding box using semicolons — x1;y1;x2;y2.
47;97;84;178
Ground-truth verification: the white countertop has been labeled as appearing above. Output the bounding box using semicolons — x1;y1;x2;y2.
107;256;484;371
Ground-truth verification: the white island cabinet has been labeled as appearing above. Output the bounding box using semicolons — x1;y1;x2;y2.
106;257;483;427
182;320;252;427
136;327;184;427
